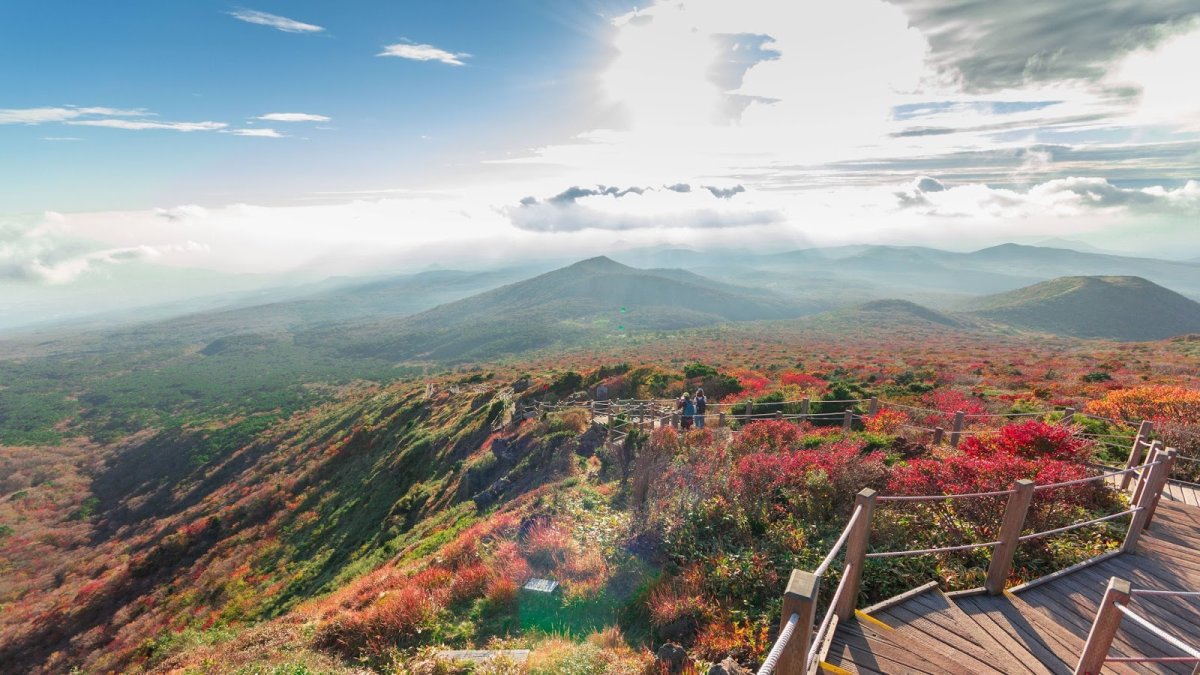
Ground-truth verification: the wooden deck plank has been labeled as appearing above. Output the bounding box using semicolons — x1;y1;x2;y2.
955;595;1066;674
827;490;1200;675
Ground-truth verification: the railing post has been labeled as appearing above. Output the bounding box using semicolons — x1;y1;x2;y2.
776;570;818;675
932;427;945;446
1143;448;1178;529
590;400;597;423
949;411;965;447
1073;576;1131;675
868;397;879;416
800;398;810;421
746;400;754;420
1062;407;1075;425
775;411;783;421
1123;446;1170;552
986;479;1035;594
842;409;853;432
1121;421;1153;491
1131;440;1164;506
718;412;726;427
834;489;877;620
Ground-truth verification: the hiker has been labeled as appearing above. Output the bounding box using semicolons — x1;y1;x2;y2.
679;393;695;430
693;388;707;428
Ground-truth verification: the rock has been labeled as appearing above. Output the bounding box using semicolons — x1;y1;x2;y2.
656;643;689;674
707;657;749;674
512;378;530;393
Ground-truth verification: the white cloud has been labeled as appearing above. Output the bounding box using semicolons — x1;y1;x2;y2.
507;184;780;232
228;9;324;33
1108;24;1200;131
893;176;1200;219
378;42;469;66
42;136;82;142
0;106;146;125
228;128;284;138
256;112;330;122
67;119;227;132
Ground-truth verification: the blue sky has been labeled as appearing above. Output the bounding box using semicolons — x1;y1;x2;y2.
2;0;1199;324
1;1;635;211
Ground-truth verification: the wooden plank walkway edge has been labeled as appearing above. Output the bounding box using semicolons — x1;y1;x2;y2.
861;580;941;615
1008;550;1124;594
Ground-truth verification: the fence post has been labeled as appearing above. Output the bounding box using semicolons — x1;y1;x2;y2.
718;412;726;427
1121;421;1153;491
1131;440;1164;506
775;411;783;421
932;427;945;446
776;570;819;675
800;398;810;421
590;400;597;423
949;411;965;447
746;400;754;421
986;479;1035;594
1073;577;1131;675
842;409;853;432
1143;448;1178;529
671;413;680;429
834;489;877;620
1123;446;1170;552
1062;407;1075;425
868;397;879;416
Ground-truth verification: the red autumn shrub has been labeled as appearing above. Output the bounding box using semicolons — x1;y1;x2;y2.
449;562;491;605
729;420;803;457
490;540;531;584
780;372;825;390
733;439;887;519
485;576;518;609
648;581;710;638
961;420;1092;462
523;522;574;570
919;389;987;426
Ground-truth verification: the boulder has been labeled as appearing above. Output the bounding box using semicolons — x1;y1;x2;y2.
707;657;749;674
655;643;690;674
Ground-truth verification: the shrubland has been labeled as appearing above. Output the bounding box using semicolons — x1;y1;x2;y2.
1;322;1198;672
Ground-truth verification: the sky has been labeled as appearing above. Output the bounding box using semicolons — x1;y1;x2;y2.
2;0;1200;324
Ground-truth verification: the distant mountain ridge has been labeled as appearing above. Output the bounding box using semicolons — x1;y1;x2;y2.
319;256;823;361
966;276;1200;341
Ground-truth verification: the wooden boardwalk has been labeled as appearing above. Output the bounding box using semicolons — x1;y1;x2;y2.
822;482;1200;674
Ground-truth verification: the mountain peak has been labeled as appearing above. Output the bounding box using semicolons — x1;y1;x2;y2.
564;255;630;273
969;275;1200;340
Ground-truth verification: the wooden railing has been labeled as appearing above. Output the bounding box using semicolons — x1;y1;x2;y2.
1075;578;1200;674
757;443;1179;675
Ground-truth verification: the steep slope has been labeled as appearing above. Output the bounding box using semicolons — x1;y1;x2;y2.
0;380;572;673
318;256;813;361
967;276;1200;340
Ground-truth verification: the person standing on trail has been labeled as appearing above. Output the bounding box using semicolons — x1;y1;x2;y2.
680;393;695;430
693;388;707;428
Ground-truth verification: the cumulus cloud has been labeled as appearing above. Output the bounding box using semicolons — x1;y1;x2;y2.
256;112;330;122
0;219;188;284
507;183;779;232
378;42;469;65
228;9;324;33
